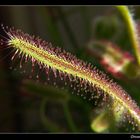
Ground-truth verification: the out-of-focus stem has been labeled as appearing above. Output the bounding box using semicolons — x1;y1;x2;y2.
116;6;140;66
40;98;62;132
56;7;79;52
62;102;78;132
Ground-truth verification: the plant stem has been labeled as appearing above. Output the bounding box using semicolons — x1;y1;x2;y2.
40;98;62;132
62;102;78;132
116;6;140;66
56;7;79;52
38;7;64;47
80;7;91;39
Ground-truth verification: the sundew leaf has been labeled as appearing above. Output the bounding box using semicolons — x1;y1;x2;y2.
1;25;140;132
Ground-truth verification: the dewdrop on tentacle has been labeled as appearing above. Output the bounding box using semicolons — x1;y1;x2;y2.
1;25;140;131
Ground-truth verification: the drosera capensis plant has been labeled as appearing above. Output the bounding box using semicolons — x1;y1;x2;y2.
0;24;140;132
